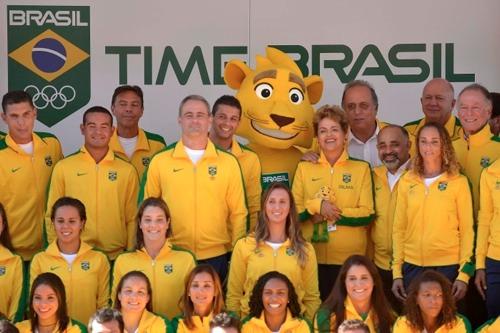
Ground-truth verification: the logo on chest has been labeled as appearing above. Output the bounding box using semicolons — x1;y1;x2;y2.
0;266;6;276
80;261;90;271
45;155;53;167
142;157;151;167
480;156;491;168
108;170;117;181
208;165;217;178
164;264;173;274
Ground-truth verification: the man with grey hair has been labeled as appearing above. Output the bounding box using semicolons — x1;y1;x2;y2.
140;95;248;282
88;308;124;333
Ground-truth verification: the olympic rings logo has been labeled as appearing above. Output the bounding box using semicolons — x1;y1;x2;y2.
24;85;76;110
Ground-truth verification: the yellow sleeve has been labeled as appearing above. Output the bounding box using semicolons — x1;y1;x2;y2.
44;163;65;244
292;163;316;220
392;179;409;279
456;177;475;283
227;161;248;247
392;316;410;333
246;155;262;231
111;256;125;306
29;254;42;289
140;155;162;202
337;164;375;224
301;244;321;321
97;253;111;309
225;239;247;316
9;256;23;322
476;170;494;269
125;169;139;250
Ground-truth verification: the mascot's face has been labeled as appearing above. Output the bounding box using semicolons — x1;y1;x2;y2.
224;47;323;149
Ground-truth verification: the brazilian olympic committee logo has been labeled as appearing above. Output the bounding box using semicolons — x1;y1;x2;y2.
7;6;90;127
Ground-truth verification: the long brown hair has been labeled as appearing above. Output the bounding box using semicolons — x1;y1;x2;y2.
135;197;172;250
0;203;15;252
412;122;460;176
114;270;153;312
179;265;224;330
318;255;395;333
254;182;309;267
29;273;70;333
404;270;457;330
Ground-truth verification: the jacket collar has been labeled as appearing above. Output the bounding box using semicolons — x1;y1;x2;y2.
173;139;218;160
110;128;150;155
80;145;115;163
46;240;93;257
5;132;44;155
318;149;349;167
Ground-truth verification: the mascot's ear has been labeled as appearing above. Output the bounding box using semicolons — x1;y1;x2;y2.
304;75;324;105
224;60;252;89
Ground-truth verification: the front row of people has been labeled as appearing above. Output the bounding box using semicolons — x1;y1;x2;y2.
6;258;500;332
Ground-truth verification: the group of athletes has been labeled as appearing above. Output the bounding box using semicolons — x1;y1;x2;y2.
0;77;499;333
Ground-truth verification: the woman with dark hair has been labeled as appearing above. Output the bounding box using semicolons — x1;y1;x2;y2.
392;123;474;303
15;272;86;333
209;312;240;333
172;264;225;332
0;203;24;322
226;183;320;320
30;197;110;324
114;271;169;333
241;271;310;333
315;255;395;333
393;270;471;332
113;197;196;319
292;105;375;300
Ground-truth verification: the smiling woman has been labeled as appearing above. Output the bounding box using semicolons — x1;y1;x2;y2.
30;197;110;325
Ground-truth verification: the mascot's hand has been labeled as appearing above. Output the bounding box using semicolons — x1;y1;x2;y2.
320;200;342;222
311;214;324;225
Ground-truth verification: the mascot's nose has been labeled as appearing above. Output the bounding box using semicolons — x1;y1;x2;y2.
270;114;295;128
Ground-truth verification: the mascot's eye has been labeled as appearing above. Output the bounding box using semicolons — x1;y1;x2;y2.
255;83;273;100
289;88;304;105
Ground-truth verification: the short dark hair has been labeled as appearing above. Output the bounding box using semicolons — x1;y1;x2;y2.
178;95;210;116
0;319;19;333
209;312;240;333
211;95;242;118
114;271;153;312
491;92;500;118
342;80;379;110
50;196;87;222
111;85;144;108
338;319;370;333
82;106;114;126
136;197;172;250
2;91;34;113
88;308;124;333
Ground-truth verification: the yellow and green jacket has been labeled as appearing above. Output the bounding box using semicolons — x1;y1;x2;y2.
392;171;475;282
0;132;63;260
314;297;379;333
476;316;500;333
112;240;196;319
109;128;166;180
292;150;375;265
370;165;407;271
393;314;472;333
0;245;24;322
404;115;462;158
226;236;320;320
45;146;139;259
230;139;262;231
125;310;170;333
241;311;311;333
140;140;248;260
476;159;500;269
453;124;500;215
16;319;87;333
30;241;110;324
171;313;212;333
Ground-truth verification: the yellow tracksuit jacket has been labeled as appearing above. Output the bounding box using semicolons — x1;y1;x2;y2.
242;311;311;333
314;297;379;333
230;139;262;231
112;241;196;319
16;319;86;333
392;171;475;282
141;139;248;260
226;236;320;320
30;241;110;324
370;165;407;271
45;146;139;259
0;245;24;322
172;313;212;333
453;124;500;215
292;150;375;265
125;310;170;333
0;132;63;259
109;128;166;180
404;115;462;158
393;314;472;333
476;316;500;333
476;159;500;269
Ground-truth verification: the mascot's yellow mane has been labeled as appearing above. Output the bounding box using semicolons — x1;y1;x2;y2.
224;47;323;187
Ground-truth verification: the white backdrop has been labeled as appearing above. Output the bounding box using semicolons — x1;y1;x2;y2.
1;0;499;154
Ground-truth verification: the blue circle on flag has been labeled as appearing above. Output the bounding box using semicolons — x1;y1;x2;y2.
32;38;67;73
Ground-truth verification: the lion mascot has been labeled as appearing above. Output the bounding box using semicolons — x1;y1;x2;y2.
224;47;323;189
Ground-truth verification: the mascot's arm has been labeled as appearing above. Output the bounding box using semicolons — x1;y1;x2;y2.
292;163;313;221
